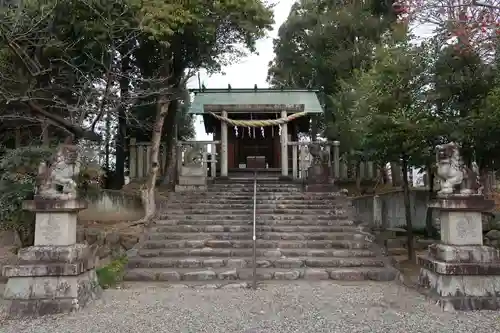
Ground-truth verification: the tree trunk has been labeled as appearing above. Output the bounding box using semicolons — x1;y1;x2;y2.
425;164;438;238
401;157;414;261
141;96;170;220
159;101;179;185
115;51;130;189
391;162;402;186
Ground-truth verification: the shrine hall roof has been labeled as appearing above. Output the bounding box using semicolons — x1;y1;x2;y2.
187;88;324;114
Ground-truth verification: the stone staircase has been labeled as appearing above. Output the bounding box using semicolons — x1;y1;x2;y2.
125;180;397;283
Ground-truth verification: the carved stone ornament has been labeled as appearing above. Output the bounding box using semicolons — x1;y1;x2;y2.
183;143;204;167
37;144;80;200
435;142;482;196
308;143;329;165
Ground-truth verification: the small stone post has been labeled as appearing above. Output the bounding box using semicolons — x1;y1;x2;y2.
417;142;499;311
332;141;340;179
2;144;101;317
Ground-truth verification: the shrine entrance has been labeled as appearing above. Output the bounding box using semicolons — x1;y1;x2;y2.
186;87;325;178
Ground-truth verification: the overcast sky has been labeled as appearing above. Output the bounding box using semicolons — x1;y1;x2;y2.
187;1;434;140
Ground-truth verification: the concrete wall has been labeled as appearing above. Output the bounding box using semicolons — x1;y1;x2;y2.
79;190;144;222
351;189;436;229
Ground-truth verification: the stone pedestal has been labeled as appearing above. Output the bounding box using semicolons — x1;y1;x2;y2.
2;198;101;317
417;195;500;311
305;164;336;192
176;165;207;192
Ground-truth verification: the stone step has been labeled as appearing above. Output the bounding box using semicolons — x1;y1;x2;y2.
155;219;356;226
146;232;373;242
150;225;370;234
159;214;350;221
206;188;304;193
163;208;350;215
128;256;386;269
168;193;344;199
124;267;397;282
163;203;347;209
137;248;378;258
141;239;373;250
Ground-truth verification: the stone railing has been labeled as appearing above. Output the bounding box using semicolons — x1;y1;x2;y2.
129;138;170;179
288;141;378;181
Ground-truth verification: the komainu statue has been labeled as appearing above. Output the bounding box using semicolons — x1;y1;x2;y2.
37;143;80;200
435;142;481;195
183;143;203;167
308;143;330;165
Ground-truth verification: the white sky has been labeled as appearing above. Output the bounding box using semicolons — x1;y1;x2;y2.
187;0;435;141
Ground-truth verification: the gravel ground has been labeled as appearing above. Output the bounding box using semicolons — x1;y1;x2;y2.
1;281;499;333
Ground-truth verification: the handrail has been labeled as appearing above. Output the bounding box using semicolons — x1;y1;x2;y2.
252;170;257;290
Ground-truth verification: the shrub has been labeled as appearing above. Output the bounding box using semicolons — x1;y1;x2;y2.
96;255;128;289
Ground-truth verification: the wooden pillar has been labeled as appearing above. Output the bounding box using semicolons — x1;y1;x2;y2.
202;144;208;177
221;111;228;177
281;110;288;177
292;144;298;179
129;138;137;179
333;141;340;178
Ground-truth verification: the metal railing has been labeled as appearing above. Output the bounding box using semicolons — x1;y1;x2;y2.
252;170;257;289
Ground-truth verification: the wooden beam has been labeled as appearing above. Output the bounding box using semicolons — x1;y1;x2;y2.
203;104;306;113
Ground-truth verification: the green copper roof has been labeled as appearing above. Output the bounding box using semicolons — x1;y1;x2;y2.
188;88;324;114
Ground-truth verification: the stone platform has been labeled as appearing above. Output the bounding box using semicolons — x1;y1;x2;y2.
3;244;101;317
417;195;500;311
3;198;101;317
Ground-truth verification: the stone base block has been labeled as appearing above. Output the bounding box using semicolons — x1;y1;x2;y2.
418;267;500;311
181;166;204;177
175;184;207;192
2;244;101;317
304;184;337;192
418;244;500;311
4;270;101;317
178;175;206;186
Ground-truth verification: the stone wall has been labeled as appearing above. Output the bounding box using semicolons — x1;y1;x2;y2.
351;189;435;229
79;190;144;222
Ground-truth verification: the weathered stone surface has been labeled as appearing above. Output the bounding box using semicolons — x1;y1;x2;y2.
274;258;303;268
304;269;329;280
157;271;181;281
419;267;500;311
125;180;395;284
218;269;238;280
256;260;271;268
205;240;232;248
329;269;365;281
183;270;216;281
263;250;281;258
203;259;225;268
4;270;101;318
18;244;91;263
428;244;500;263
177;258;202;268
226;259;246;268
274;270;300;280
3;261;94;278
419;255;500;275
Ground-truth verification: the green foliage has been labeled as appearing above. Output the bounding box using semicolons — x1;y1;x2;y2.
0;146;54;246
96;255;128;289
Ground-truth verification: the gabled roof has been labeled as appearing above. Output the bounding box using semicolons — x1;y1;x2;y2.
187;88;324;114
